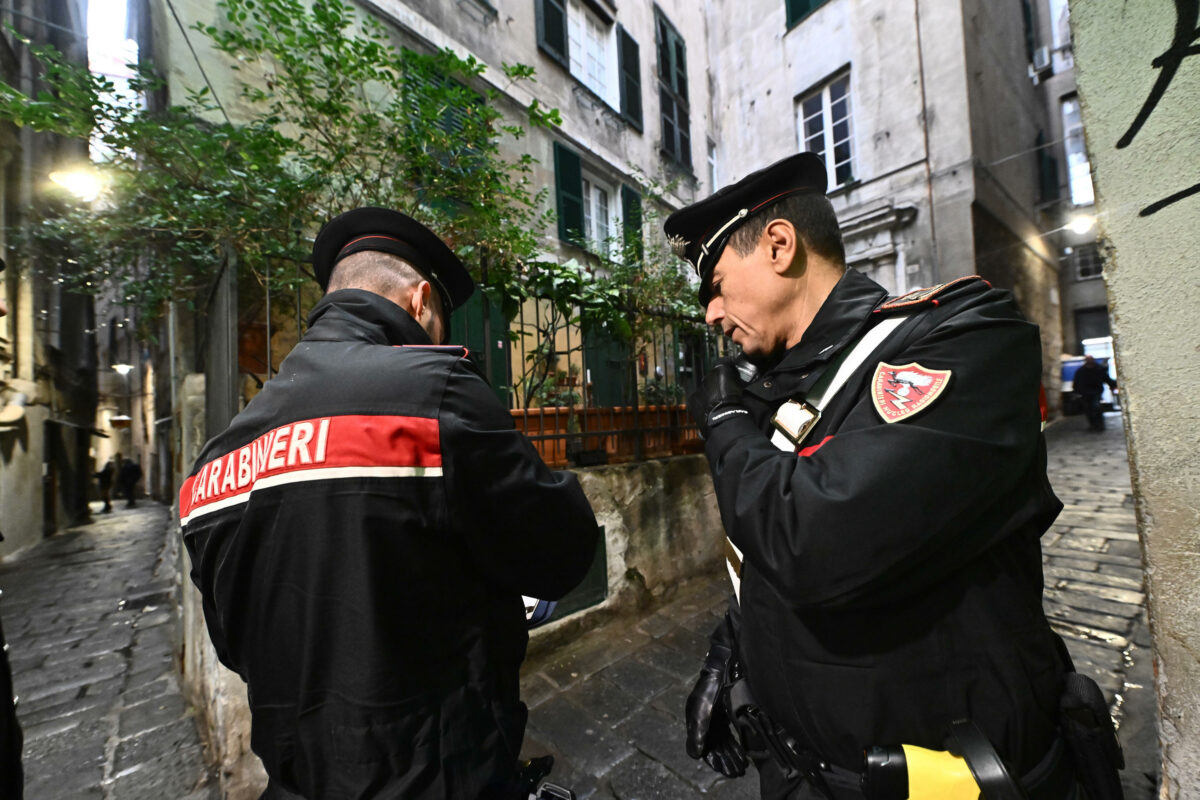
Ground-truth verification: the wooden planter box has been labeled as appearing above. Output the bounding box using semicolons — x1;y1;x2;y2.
511;404;702;468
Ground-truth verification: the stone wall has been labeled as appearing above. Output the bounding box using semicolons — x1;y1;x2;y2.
1069;2;1200;796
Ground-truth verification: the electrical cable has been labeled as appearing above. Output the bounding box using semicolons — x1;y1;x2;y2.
162;0;230;124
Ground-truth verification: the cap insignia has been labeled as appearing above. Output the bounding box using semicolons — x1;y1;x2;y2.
666;234;690;259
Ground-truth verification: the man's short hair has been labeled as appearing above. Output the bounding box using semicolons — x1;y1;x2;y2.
727;192;846;266
326;250;426;297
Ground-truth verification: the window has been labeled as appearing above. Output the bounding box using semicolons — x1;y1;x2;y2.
786;0;832;29
797;73;854;187
537;0;642;127
568;0;613;102
1068;243;1102;280
1048;0;1073;70
655;10;690;168
1061;96;1094;206
581;172;615;249
554;141;626;257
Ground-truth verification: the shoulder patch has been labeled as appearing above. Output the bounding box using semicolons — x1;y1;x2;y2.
876;276;988;313
871;362;952;422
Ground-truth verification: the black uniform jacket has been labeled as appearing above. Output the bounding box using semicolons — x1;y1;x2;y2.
706;270;1066;775
180;290;598;799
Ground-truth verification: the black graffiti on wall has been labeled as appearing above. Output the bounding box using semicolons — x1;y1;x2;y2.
1115;0;1200;216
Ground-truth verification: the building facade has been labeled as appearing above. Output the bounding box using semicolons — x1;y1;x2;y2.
708;0;1066;403
0;0;100;558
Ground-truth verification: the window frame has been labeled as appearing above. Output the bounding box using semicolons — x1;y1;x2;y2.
581;167;620;255
796;71;855;189
567;0;619;107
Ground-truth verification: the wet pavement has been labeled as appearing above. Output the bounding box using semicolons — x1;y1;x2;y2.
0;504;216;799
0;409;1157;798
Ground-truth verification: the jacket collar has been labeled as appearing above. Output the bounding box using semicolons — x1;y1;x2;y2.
769;268;887;375
304;289;433;347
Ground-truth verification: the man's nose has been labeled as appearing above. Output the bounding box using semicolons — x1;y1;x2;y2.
704;298;723;326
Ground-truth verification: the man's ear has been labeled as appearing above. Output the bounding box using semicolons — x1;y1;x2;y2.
410;280;433;319
764;219;800;276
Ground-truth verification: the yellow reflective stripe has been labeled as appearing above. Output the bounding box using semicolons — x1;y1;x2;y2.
900;744;980;800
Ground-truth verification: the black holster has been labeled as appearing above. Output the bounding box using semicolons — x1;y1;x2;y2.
726;679;837;799
1058;672;1125;800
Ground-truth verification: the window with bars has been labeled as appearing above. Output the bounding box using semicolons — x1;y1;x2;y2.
797;73;854;188
1069;243;1102;280
786;0;832;29
655;10;690;168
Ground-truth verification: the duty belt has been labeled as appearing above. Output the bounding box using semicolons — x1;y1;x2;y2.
725;678;1075;800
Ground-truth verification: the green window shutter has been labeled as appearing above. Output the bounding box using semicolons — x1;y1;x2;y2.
656;16;671;84
537;0;569;69
671;31;688;101
617;25;643;131
554;142;584;243
786;0;830;28
621;184;643;262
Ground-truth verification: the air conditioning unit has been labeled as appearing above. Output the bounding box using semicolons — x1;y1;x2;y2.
1028;46;1052;83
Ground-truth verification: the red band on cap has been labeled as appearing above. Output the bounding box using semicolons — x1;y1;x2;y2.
339;234;407;257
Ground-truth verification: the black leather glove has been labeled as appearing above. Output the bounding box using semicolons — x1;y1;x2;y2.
688;359;751;440
685;642;748;777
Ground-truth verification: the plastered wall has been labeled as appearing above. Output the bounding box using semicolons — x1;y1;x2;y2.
1069;2;1200;796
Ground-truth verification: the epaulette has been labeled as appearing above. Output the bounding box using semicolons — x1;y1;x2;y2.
874;275;989;314
397;344;470;358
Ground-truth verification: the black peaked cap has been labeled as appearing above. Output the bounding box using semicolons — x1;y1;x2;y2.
663;152;828;306
312;207;475;313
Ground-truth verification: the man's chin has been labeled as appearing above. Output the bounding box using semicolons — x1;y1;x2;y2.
741;345;783;370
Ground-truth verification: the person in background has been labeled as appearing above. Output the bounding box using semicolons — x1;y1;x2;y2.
95;457;115;513
117;455;142;508
1073;354;1118;432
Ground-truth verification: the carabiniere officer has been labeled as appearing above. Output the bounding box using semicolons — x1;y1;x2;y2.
666;153;1120;799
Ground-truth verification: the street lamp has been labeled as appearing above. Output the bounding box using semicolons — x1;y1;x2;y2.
49;167;105;202
111;363;134;434
1067;213;1097;235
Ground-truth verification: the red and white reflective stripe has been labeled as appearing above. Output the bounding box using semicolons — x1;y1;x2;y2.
179;414;441;526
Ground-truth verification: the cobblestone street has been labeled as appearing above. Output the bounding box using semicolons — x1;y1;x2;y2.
0;410;1157;798
0;505;216;799
518;410;1160;799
